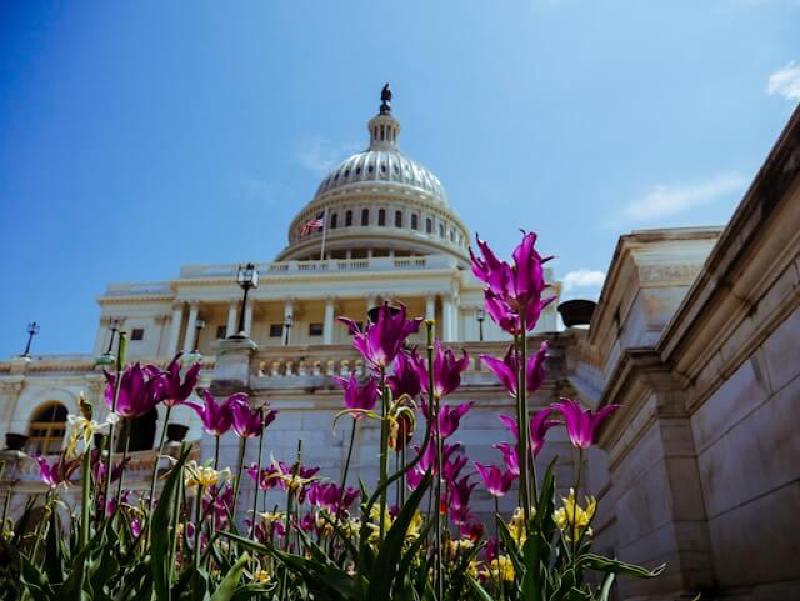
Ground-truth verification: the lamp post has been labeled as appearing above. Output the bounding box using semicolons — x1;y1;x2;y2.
283;313;294;346
184;319;205;364
230;263;259;339
22;321;39;357
96;318;121;367
476;308;485;342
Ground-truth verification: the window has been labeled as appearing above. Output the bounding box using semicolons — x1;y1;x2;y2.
361;209;369;226
131;328;144;341
378;209;386;226
439;223;445;238
345;210;353;227
269;324;284;337
330;213;337;229
450;229;455;242
410;214;418;230
27;403;67;455
394;210;403;228
380;163;387;174
344;169;350;177
368;164;374;174
425;218;432;234
355;166;361;175
215;325;227;339
308;323;323;336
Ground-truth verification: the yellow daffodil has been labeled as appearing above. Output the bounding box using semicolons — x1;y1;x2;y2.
65;411;119;458
257;511;285;524
184;460;231;488
553;488;596;540
484;555;515;582
508;506;534;546
447;538;475;556
467;559;480;579
252;569;271;584
405;510;423;540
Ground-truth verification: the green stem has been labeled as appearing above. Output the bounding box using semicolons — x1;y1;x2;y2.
517;317;531;526
378;366;388;541
426;321;444;601
79;447;91;550
251;413;266;540
333;418;357;545
211;435;220;535
400;443;406;508
494;496;505;601
103;331;127;520
571;449;583;568
194;484;203;572
115;418;132;509
232;435;248;519
148;404;172;546
168;443;186;586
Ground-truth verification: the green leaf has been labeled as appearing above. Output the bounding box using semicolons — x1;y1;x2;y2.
467;578;494;601
578;554;665;578
366;472;432;601
209;553;249;601
151;447;190;600
597;572;615;601
43;507;64;586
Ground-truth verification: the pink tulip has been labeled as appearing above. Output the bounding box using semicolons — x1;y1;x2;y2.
552;398;620;450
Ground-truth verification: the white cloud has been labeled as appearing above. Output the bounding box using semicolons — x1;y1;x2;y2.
296;136;359;176
563;269;606;293
622;172;747;223
767;62;800;102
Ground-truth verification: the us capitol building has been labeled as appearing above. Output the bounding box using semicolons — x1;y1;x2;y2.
1;89;798;601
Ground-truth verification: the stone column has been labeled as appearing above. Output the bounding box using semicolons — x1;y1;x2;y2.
283;300;294;346
323;297;335;345
243;300;254;338
167;303;183;355
182;303;198;353
442;295;455;341
425;295;436;321
226;302;238;338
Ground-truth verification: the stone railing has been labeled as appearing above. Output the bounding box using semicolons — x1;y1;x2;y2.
179;254;459;280
250;340;531;380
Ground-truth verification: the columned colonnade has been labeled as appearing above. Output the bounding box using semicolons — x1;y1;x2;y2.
165;292;464;354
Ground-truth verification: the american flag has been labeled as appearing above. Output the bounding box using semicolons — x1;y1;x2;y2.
300;212;325;236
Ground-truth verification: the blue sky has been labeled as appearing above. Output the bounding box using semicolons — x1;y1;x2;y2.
1;1;798;357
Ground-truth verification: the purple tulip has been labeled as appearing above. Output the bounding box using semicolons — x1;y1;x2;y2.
498;408;557;458
386;350;421;398
424;402;472;439
104;362;166;418
307;481;359;515
413;341;470;400
471;231;556;333
231;397;277;438
449;475;477;514
475;462;517;497
246;463;281;491
337;303;422;369
161;353;201;407
90;449;128;483
407;441;464;490
460;520;485;542
493;441;519;476
481;341;549;397
333;372;379;415
35;454;80;488
202;483;234;527
552;398;620;450
186;390;237;436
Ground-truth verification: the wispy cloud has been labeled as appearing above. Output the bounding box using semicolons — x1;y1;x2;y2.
621;172;747;224
563;269;605;299
295;136;359;176
767;61;800;102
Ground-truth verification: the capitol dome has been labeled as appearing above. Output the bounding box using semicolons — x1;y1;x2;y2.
277;86;469;262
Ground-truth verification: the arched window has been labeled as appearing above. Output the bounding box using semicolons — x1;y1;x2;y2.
345;210;353;227
394;210;403;228
439;223;445;238
361;209;369;226
425;218;432;234
27;403;67;454
378;209;386;226
410;214;418;230
330;213;338;229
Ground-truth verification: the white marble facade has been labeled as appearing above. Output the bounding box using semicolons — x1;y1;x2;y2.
1;97;799;601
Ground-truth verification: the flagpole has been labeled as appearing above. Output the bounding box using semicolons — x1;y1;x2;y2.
319;209;327;261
